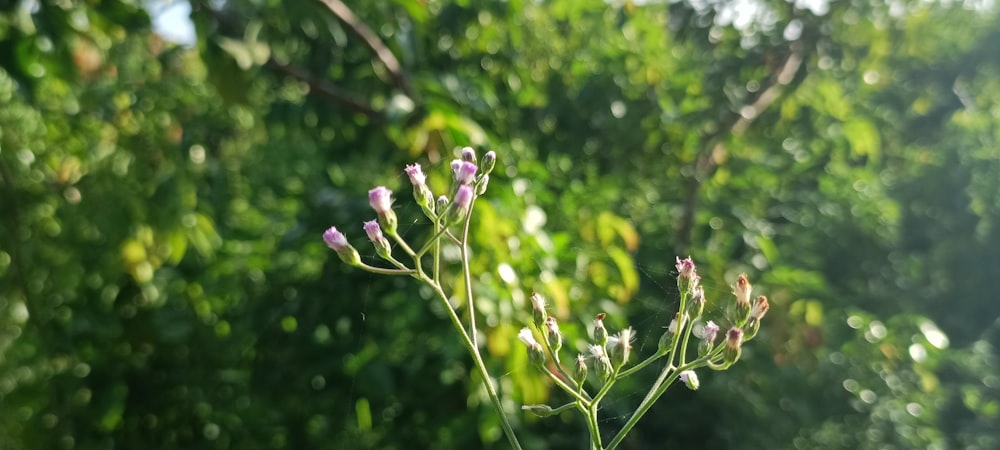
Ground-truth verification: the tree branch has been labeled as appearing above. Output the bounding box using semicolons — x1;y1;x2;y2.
265;59;382;120
676;43;805;254
317;0;417;101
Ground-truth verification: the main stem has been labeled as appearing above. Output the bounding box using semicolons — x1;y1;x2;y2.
422;277;522;449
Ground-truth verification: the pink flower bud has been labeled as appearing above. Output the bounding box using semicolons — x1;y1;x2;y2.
404;163;426;186
368;186;393;214
323;226;349;251
455;161;478;185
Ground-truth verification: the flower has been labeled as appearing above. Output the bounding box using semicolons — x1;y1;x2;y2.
363;220;391;258
732;273;753;326
702;320;720;344
323;226;361;266
404;164;426;186
323;226;349;251
609;327;634;369
455;161;478;185
446;185;474;225
751;295;770;322
368;186;393;214
675;256;700;293
723;327;744;365
518;327;540;348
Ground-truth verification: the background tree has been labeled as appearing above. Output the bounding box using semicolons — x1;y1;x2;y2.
1;0;997;449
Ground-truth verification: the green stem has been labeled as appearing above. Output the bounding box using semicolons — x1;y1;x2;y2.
423;276;523;449
617;351;665;378
460;196;478;348
356;262;416;276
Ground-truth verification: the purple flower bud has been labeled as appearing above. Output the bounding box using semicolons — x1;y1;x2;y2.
404;164;426;186
368;186;393;214
450;159;463;174
675;256;700;293
445;185;474;226
461;146;477;163
363;220;384;242
323;226;349;251
455;161;478;185
454;185;474;209
323;226;361;266
363;220;392;258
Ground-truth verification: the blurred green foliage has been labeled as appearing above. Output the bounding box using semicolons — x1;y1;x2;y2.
1;0;998;449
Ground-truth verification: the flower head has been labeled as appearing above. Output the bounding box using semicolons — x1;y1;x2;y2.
461;146;477;163
323;227;349;251
544;316;562;352
519;327;546;368
530;292;547;328
518;327;540;348
751;295;770;322
368;186;393;214
702;320;720;344
455;161;478;185
593;313;609;346
404;164;426;186
323;226;361;266
675;256;700;293
734;273;753;306
445;185;474;226
363;220;391;258
609;327;635;369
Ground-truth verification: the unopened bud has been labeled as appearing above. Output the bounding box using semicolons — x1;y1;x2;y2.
481;150;497;174
405;163;435;216
521;404;554;417
668;312;687;335
574;354;588;385
445;185;474;226
544;317;562;353
477;174;489;195
368;186;398;235
455;161;478;186
461;146;477;163
323;226;361;266
530;292;548;329
593;313;609;347
363;220;392;259
680;370;700;391
436;195;449;212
